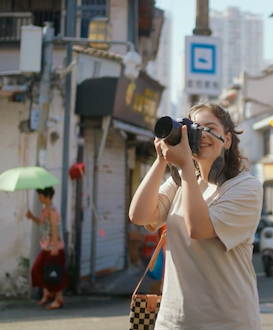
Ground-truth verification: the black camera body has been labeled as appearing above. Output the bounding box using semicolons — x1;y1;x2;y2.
154;116;202;155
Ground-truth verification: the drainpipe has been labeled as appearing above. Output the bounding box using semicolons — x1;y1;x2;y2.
90;115;111;281
60;0;75;259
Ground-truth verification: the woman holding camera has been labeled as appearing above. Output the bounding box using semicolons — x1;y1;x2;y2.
129;103;262;330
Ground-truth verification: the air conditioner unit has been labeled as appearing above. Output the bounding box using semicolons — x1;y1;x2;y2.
20;24;42;73
0;12;32;41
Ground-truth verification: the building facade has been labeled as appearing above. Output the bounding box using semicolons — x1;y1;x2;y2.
220;66;273;216
146;11;172;118
74;47;164;280
210;6;264;89
0;77;79;295
176;52;192;119
0;0;164;294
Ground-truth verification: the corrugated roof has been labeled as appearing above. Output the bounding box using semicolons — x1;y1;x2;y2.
73;45;124;63
112;119;154;138
73;45;165;91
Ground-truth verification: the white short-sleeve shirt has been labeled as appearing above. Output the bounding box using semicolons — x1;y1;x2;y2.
146;171;263;330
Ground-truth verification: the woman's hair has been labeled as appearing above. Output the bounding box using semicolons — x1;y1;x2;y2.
36;187;55;199
188;102;248;180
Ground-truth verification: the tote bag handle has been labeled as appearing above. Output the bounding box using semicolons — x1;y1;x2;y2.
131;229;166;299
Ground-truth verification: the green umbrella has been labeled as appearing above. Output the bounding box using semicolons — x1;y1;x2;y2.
0;166;60;191
0;167;60;208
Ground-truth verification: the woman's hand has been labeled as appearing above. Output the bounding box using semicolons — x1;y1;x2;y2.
25;210;40;225
51;246;59;256
161;126;193;168
154;138;167;161
25;210;34;220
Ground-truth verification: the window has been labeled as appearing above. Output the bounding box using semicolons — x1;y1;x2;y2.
0;0;62;40
33;10;61;36
0;13;32;41
80;0;107;38
263;129;271;156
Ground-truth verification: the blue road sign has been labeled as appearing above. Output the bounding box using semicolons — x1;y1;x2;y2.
185;35;222;96
191;43;216;74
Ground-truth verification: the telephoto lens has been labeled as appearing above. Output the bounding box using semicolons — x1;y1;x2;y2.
154;116;182;146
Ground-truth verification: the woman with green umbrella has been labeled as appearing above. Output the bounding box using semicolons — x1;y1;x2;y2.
26;186;67;310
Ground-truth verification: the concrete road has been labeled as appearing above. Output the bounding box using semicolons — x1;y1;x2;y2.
0;252;273;329
1;294;273;330
254;252;273;329
0;296;130;330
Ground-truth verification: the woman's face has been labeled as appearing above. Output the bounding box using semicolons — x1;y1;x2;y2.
38;193;46;204
192;108;231;164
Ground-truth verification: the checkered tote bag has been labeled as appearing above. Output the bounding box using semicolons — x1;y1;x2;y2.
129;230;166;330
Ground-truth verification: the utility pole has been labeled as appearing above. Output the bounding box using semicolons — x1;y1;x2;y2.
60;0;75;250
191;0;211;106
193;0;211;36
29;22;54;297
36;22;54;169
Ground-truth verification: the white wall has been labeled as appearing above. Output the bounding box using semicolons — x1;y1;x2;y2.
245;73;273;112
0;46;66;73
77;53;121;83
225;71;273;177
147;12;172;118
0;97;36;293
109;0;128;56
0;74;78;293
238;116;263;165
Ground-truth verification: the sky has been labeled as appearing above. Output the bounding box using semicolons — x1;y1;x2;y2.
155;0;273;103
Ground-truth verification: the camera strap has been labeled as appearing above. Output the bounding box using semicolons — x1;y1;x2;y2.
168;148;227;187
168;163;181;186
208;148;227;186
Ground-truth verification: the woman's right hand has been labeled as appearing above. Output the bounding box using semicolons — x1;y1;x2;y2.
25;210;34;220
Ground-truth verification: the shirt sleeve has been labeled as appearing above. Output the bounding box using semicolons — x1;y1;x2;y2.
209;177;263;252
145;174;179;232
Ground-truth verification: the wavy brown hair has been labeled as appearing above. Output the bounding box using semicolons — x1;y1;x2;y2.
188;103;248;180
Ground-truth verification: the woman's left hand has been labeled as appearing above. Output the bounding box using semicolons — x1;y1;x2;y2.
51;246;59;256
161;126;193;168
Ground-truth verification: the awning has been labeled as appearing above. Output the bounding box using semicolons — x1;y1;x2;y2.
253;115;273;131
75;77;119;116
112;119;154;140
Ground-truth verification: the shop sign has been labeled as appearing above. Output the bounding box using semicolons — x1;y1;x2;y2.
113;71;164;131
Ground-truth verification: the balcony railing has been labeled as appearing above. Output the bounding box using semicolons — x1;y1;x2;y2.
0;11;62;42
80;0;107;38
0;1;108;42
0;12;32;42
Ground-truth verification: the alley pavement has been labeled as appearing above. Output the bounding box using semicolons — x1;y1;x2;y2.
0;295;130;330
0;253;273;329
